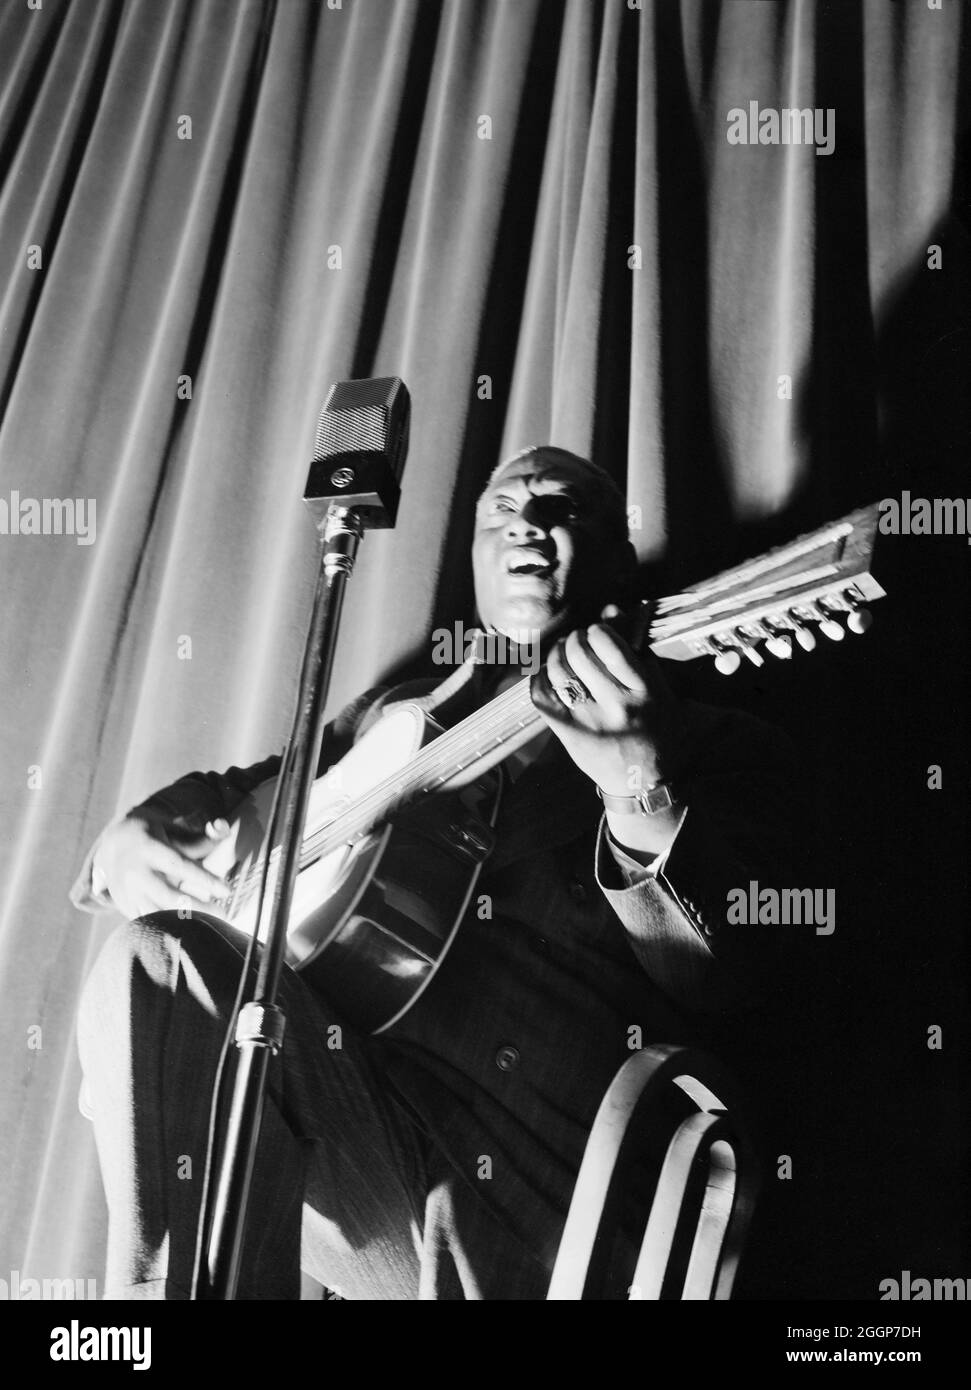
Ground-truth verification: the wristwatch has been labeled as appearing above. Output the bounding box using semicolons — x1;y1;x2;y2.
596;780;681;816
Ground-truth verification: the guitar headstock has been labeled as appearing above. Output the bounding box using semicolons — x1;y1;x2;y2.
646;504;885;674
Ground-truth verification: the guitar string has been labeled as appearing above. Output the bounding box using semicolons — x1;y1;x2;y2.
229;679;536;902
650;565;841;635
228;677;540;905
653;523;852;612
303;679;539;847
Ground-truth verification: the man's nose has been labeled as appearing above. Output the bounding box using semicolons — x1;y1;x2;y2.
504;498;549;539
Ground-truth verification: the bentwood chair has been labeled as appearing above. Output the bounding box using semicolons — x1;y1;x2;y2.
547;1044;760;1300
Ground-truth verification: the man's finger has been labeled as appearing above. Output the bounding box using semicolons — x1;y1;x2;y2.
146;877;217;915
150;843;229;901
585;624;649;695
172;818;233;861
121;879;180;922
534;642;580;724
562;629;630;707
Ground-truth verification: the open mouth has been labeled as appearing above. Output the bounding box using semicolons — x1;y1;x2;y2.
506;550;556;579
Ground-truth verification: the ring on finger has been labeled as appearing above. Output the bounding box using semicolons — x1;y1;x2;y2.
552;677;590;708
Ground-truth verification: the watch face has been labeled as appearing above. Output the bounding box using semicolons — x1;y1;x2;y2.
643;784;675;815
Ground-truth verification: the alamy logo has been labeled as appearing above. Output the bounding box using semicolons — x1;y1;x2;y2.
0;1269;97;1299
726;881;836;936
431;622;541;675
50;1321;151;1370
879;1270;970;1300
878;492;971;542
727;102;835;157
0;491;96;545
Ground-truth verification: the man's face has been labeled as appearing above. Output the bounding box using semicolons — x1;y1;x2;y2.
472;449;629;646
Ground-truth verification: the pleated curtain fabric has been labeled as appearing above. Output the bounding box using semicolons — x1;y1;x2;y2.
0;0;965;1290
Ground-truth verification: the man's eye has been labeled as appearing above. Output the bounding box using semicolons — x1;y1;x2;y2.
547;495;579;522
490;498;515;513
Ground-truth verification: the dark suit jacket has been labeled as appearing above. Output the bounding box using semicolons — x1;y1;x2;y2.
72;662;797;1281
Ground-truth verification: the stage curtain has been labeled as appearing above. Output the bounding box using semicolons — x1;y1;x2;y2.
0;0;966;1292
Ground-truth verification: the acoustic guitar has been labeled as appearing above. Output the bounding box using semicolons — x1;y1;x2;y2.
192;504;884;1033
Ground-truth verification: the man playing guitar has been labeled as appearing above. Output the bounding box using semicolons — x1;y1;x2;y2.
73;445;795;1299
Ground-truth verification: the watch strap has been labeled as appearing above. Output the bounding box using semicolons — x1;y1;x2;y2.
597;781;680;816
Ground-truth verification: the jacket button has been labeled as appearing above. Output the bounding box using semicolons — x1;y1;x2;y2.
495;1045;520;1072
568;879;587;905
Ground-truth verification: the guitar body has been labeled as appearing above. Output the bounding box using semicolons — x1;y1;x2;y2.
200;704;502;1033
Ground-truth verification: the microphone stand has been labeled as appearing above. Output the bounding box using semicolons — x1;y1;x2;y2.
193;378;408;1299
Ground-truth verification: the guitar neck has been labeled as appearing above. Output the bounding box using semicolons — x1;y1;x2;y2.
308;677;541;858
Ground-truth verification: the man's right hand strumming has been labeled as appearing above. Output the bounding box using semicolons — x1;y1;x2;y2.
91;814;232;921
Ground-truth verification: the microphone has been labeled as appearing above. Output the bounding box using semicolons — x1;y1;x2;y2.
304;376;410;529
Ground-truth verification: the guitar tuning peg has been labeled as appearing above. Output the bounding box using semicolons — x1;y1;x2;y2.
763;620;792;660
842;590;873;634
765;634;793;660
814;601;845;641
711;639;742;675
788;612;816;651
714;649;742;675
734;629;764;667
